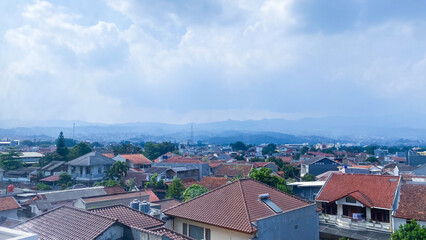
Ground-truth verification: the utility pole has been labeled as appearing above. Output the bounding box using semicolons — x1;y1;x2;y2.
72;122;75;140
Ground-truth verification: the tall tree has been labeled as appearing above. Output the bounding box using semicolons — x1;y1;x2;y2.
0;149;22;170
107;161;129;180
281;164;300;179
183;184;209;201
144;142;176;160
56;132;69;160
249;168;290;193
262;144;277;155
68;142;92;160
230;141;248;151
166;177;185;200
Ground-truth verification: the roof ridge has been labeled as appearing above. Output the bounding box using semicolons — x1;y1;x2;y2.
237;180;256;233
89;204;165;225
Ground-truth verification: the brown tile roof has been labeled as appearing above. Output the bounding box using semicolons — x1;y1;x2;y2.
209;162;222;168
151;227;195;240
394;183;426;221
120;154;152;164
164;179;312;234
121;171;147;187
102;153;115;158
278;156;293;163
0;196;20;211
152;199;182;210
39;175;59;182
140;189;160;202
104;186;126;194
199;176;229;190
181;178;199;188
14;206;117;240
215;164;252;177
252;162;277;168
316;174;400;209
90;205;165;230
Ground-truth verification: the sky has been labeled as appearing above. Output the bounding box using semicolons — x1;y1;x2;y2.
1;0;426;125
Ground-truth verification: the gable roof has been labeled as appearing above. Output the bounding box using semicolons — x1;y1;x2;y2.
164;179;312;234
14;206;117;240
394;183;426;221
316;174;400;209
66;152;116;166
38;186;108;203
303;156;340;165
144;166;170;174
39;161;66;171
156;156;205;164
215;164;252;177
81;190;156;204
118;154;152;164
150;227;195;240
89;205;164;230
0;196;20;211
199;176;229;190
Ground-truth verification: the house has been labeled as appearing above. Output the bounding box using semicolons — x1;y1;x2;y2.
113;154;152;171
145;166;200;182
214;164;252;178
300;157;341;177
251;162;279;173
2;167;39;183
14;206;125;240
393;183;426;229
316;174;401;239
0;196;21;220
0;168;3;180
121;171;148;189
339;164;382;175
153;156;210;180
164;179;319;240
66;151;116;183
288;181;325;201
411;163;426;176
19;152;44;165
39;161;67;177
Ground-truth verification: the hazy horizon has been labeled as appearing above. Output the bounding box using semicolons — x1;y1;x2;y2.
1;1;426;126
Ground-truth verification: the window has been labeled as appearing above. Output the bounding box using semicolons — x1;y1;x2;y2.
189;225;204;240
98;167;102;174
183;223;187;235
371;208;390;223
205;228;211;240
86;167;91;175
346;196;356;204
322;202;337;215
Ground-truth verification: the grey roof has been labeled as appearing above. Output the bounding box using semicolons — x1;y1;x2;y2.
4;167;39;177
38;187;108;203
172;166;198;172
303;156;340;165
40;161;66;171
66;152;116;166
144;167;170;174
34;199;53;211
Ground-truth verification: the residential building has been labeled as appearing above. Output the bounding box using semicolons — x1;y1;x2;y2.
300;157;341;177
153;156;210;180
74;190;158;209
316;174;400;239
165;179;319;240
39;161;67;176
393;183;426;229
407;149;426;167
339;165;382;175
66;151;115;183
0;196;21;220
19;152;44;165
113;154;152;171
288;181;325;201
214;164;252;178
145;166;200;182
2;167;39;183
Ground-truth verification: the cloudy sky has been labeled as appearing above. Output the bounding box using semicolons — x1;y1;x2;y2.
1;0;426;125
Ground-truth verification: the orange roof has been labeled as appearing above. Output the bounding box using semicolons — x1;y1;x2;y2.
40;175;60;182
102;153;115;158
316;174;400;209
164;179;312;234
0;196;20;211
120;154;152;164
278;156;293;163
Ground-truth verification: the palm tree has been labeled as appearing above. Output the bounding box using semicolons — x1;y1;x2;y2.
107;161;129;180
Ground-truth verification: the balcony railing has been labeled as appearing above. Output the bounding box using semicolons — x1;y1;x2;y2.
319;214;391;232
71;173;105;180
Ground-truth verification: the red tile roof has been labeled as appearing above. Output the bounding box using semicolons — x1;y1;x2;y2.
102;153;115;158
394;184;426;221
181;178;199;189
316;174;400;209
199;176;229;190
215;164;252;177
120;154;152;164
164;179;312;234
156;156;205;164
209;162;222;168
151;227;195;240
15;206;117;240
39;175;59;182
141;189;160;202
278;156;293;163
0;196;20;211
90;205;165;230
104;186;127;195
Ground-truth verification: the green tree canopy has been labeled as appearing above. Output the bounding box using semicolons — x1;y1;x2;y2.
183;184;209;201
366;156;379;163
249;157;264;162
266;156;283;169
281;164;300;179
302;173;316;181
58;172;72;186
262;144;277;155
56;132;69;160
391;219;426;240
230;141;248;151
166;177;185;200
107;161;129;180
68;142;92;160
143;142;176;160
300;146;309;155
249;168;291;193
0;149;22;171
112;143;142;156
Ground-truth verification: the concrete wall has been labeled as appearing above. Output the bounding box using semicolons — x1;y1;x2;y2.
256;204;319;240
0;209;19;219
96;224;123;240
292;186;322;201
172;217;253;240
393;217;426;230
306;159;340;176
153;163;210;180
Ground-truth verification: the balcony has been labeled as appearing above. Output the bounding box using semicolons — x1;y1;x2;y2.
319;214;391;232
71;173;105;181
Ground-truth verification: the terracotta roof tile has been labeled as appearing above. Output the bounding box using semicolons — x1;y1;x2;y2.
104;186;126;195
164;179;312;234
151;227;195;240
157;156;205;164
119;154;152;164
39;175;59;182
14;206;116;240
394;184;426;221
90;205;164;230
199;176;229;190
215;164;252;177
0;196;20;211
316;174;400;209
102;153;115;158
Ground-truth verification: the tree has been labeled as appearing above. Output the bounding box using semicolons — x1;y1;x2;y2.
281;164;300;179
302;173;316;181
112;143;142;155
267;156;283;169
0;150;22;171
230;141;248;151
67;142;92;160
58;172;72;186
366;156;379;163
36;183;52;191
183;184;209;201
56;132;69;160
249;157;264;162
166;177;185;200
262;144;277;155
145;173;159;189
300;146;309;155
391;219;426;240
94;179;119;188
249;168;291;193
107;161;129;180
38;153;61;167
143;142;176;160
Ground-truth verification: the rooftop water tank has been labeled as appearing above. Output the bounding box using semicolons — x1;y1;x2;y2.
130;199;140;210
139;200;150;214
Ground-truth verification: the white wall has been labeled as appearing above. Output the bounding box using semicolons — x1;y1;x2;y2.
95;224;123;240
393;217;426;231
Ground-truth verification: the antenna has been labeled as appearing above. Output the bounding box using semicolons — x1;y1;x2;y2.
72;122;75;140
